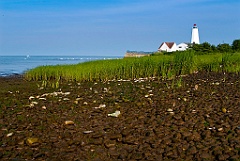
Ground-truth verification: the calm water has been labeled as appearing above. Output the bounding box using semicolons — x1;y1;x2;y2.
0;55;121;76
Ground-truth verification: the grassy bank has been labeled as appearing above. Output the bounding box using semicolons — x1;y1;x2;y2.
25;51;240;82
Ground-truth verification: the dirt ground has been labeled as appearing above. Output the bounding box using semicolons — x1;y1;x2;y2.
0;72;239;161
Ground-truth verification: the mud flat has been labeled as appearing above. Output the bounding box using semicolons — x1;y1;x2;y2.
0;72;239;160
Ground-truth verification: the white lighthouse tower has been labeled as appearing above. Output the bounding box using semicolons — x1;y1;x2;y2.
191;24;200;44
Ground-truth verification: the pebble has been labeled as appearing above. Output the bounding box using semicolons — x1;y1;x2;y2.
26;137;39;146
29;96;35;100
64;121;74;125
6;132;13;137
222;108;227;113
108;110;121;117
167;108;173;112
94;104;106;109
83;131;93;134
194;84;198;90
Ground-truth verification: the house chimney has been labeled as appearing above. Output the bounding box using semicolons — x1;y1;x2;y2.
191;24;200;44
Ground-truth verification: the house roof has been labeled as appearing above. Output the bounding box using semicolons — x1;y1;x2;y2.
158;42;176;49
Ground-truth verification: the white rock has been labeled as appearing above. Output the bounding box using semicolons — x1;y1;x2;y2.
39;97;46;100
7;132;14;137
108;110;121;117
95;104;106;109
83;131;93;134
63;98;70;101
167;108;173;112
29;96;35;100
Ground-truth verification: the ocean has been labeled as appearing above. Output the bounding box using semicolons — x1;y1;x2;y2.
0;55;122;77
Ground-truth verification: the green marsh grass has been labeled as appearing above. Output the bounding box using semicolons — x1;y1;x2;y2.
25;52;240;82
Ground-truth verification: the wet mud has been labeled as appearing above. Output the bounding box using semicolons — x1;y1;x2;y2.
0;72;239;160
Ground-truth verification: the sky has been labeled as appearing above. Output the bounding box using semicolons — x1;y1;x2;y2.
0;0;239;56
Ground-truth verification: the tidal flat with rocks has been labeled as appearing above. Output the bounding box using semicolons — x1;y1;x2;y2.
0;72;239;160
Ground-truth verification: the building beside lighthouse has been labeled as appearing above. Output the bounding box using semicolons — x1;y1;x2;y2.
157;24;200;52
191;24;200;44
126;24;202;57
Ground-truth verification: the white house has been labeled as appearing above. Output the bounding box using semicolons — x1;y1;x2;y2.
158;42;177;52
158;42;189;52
176;43;189;51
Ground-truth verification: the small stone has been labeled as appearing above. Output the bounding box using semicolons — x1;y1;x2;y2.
222;108;227;113
167;108;173;112
29;96;35;100
26;137;39;146
6;132;14;137
218;127;223;131
63;98;70;101
83;131;93;134
42;106;47;109
108;110;121;117
64;120;74;125
194;84;198;90
95;104;106;109
74;101;78;104
183;98;187;102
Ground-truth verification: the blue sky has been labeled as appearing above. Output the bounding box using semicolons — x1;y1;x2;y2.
0;0;239;56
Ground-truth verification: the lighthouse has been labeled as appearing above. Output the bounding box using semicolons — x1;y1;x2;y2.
191;24;200;44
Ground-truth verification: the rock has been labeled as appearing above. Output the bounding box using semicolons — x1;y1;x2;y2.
94;104;106;109
6;132;14;137
64;120;74;125
83;131;93;134
26;137;39;146
108;110;121;117
167;108;173;112
194;84;198;90
42;105;47;109
222;108;227;113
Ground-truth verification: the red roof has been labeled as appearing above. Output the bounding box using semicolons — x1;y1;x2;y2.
165;42;175;48
159;42;175;49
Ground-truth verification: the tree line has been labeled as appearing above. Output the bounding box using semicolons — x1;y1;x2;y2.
192;39;240;54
